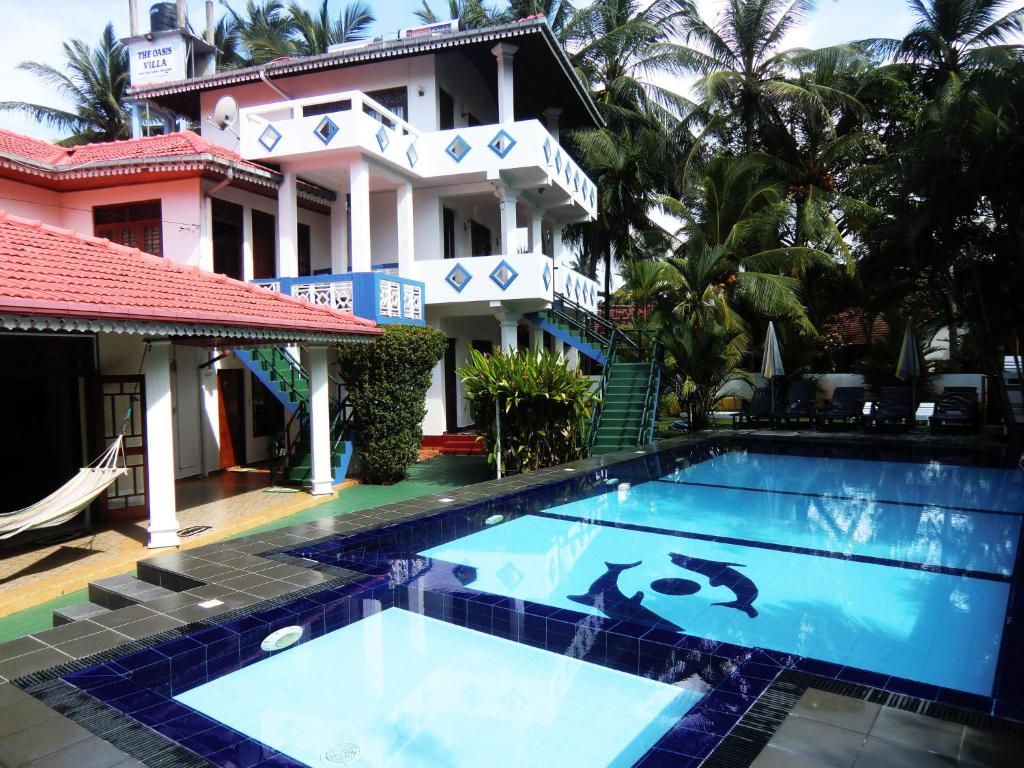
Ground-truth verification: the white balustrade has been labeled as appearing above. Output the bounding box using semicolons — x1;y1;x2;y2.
378;279;401;318
403;284;423;320
292;281;354;313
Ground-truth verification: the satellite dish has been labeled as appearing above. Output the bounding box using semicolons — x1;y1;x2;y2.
213;95;239;130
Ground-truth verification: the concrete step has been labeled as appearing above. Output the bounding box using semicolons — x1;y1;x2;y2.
88;574;177;610
52;601;112;626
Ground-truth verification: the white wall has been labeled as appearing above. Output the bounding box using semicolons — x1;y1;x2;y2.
434;52;498;128
370;190;398;267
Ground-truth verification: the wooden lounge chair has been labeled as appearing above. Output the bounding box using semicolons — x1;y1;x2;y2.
776;380;818;427
864;386;915;431
930;387;980;432
815;386;864;429
733;386;774;428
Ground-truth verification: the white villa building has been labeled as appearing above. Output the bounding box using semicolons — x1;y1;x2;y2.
127;5;603;436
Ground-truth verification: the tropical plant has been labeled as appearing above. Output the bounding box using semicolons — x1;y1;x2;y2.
220;0;296;64
335;325;447;484
0;23;129;145
458;348;597;474
289;0;375;56
857;320;939;397
661;321;753;429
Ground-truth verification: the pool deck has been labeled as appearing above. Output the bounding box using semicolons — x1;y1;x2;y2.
0;432;1019;768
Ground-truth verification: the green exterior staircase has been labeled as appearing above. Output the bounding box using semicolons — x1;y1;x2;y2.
525;297;662;456
236;347;354;485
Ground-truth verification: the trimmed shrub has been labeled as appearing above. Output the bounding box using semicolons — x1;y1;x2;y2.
458;348;597;475
335;325;447;484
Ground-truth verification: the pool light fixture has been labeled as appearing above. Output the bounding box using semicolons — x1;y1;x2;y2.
260;625;304;652
484;514;504;525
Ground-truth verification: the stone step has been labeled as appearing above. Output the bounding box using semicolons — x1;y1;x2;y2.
88;574;177;610
52;601;112;626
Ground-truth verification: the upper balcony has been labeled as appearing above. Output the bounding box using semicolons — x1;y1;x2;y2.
254;272;425;326
238;90;597;220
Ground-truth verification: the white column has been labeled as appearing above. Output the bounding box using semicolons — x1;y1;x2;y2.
496;310;521;351
494;183;519;255
491;43;519;124
396;182;415;277
277;171;298;277
330;195;348;274
552;224;565;264
543;108;562;141
307;345;334;495
241;205;254;282
529;209;544;255
528;324;543;353
144;340;179;548
350;158;372;272
565;341;580;371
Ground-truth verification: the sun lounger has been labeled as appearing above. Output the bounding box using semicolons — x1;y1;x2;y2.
930;387;980;432
776;380;817;426
864;386;915;431
732;386;774;428
815;386;864;429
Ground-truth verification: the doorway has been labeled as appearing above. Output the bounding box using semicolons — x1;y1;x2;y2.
251;210;276;279
212;199;243;280
439;88;455;130
217;370;246;468
443;208;456;259
444;339;458;432
470;221;492;256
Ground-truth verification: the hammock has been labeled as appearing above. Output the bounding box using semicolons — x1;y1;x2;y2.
0;436;128;540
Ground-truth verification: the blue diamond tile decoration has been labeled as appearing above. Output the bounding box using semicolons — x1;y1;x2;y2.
565;274;572;294
581;180;588;198
313;116;338;145
591;188;596;207
445;263;472;293
543;138;552;164
554;151;562;174
376;126;390;152
573;171;580;192
445;135;471;163
565;163;572;184
489;260;519;290
259;124;282;152
590;285;596;305
575;278;582;301
542;262;551;290
406;142;419;168
488;129;517;159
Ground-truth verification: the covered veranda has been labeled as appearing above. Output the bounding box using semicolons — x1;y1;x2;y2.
0;211;380;555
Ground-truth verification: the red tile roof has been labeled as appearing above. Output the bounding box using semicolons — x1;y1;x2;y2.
0;128;268;174
823;308;889;346
0;211;379;339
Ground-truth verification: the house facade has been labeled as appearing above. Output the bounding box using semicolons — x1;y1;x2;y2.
126;12;603;435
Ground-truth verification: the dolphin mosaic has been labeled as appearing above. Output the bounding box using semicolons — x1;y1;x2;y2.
668;553;759;618
568;561;685;632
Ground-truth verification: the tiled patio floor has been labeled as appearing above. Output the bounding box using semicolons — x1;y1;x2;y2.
0;456;489;642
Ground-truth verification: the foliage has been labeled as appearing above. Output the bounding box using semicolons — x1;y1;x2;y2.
335;325;446;484
458;349;597;474
857;321;939;397
0;23;129;145
661;321;753;430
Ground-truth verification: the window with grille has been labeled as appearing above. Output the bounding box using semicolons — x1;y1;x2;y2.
93;200;163;257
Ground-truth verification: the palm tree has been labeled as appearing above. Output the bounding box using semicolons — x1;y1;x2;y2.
678;0;853;152
659;154;832;336
289;0;375;56
413;0;495;28
0;23;129;146
864;0;1024;93
220;0;296;64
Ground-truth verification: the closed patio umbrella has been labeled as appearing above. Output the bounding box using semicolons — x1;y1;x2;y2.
761;321;785;415
896;319;923;409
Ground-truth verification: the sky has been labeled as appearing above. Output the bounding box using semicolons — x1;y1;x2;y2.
0;0;919;141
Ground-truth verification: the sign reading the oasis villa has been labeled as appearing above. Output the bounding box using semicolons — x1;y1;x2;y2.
128;35;186;87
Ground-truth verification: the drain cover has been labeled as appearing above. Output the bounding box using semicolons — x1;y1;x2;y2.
322;743;361;765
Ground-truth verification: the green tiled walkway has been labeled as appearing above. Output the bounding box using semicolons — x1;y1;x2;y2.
0;456;490;644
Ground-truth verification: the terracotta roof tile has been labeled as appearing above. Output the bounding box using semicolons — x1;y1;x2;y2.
0;211;379;338
824;308;889;346
0;129;66;164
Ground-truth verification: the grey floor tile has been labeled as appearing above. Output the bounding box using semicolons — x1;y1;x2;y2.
793;689;881;734
769;714;867;768
0;647;73;681
854;736;957;767
88;605;157;630
869;707;965;758
0;636;46;663
24;735;129;768
0;695;63;739
0;715;92;766
50;629;131;660
31;620;106;647
752;745;833;768
111;613;185;641
958;727;1024;767
241;580;301;600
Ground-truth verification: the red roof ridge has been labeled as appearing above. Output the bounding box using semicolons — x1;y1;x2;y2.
0;209;377;330
0;128;67;164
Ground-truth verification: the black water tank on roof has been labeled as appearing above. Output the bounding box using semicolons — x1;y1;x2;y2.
150;2;178;33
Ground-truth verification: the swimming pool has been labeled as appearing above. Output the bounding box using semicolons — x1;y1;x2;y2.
59;438;1023;767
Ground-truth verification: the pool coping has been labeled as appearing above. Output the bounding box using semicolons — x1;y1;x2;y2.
0;431;1020;767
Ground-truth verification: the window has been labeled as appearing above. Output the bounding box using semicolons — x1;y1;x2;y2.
212;199;243;280
439;89;455;130
298;223;311;277
94;201;163;257
443;207;456;259
303;99;352;118
365;87;408;127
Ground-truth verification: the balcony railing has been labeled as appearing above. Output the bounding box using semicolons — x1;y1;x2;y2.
239;90;597;218
254;272;425;325
554;266;601;313
413;253;553;305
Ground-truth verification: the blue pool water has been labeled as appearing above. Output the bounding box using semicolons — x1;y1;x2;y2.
176;608;698;767
545;480;1021;574
668;452;1024;513
422;514;1010;696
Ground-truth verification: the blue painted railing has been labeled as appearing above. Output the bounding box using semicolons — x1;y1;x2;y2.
253;272;425;326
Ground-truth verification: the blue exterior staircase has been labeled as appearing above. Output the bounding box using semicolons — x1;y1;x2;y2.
236;347;354;485
526;297;662;456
